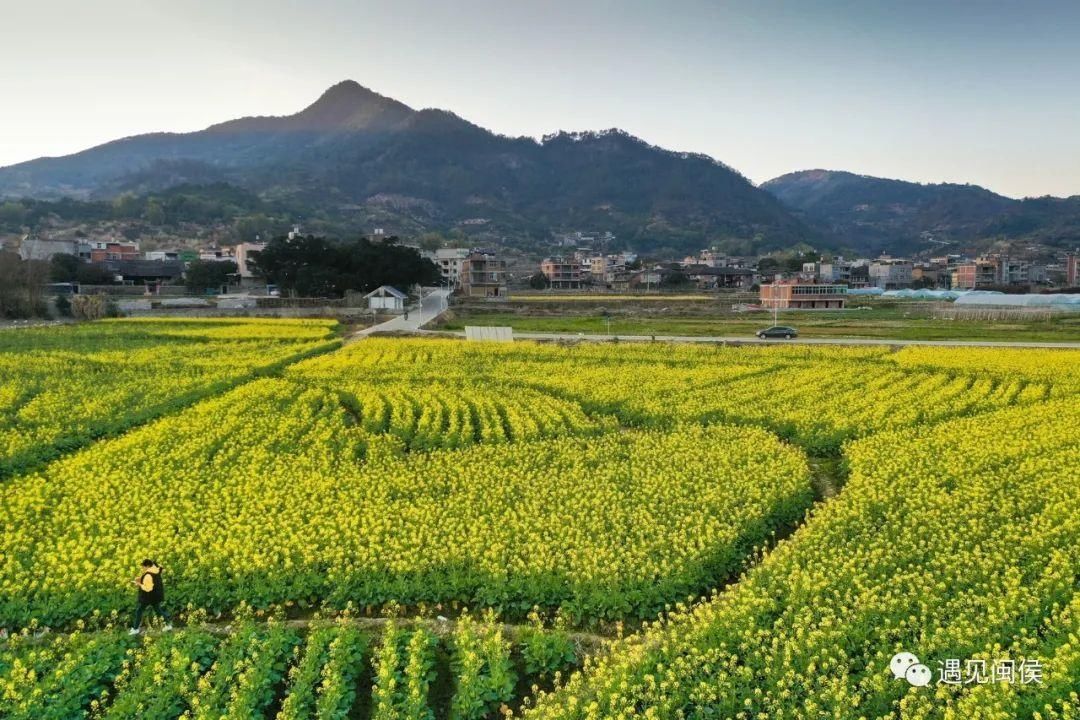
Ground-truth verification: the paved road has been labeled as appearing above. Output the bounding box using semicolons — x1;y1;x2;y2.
353;288;452;338
441;330;1080;349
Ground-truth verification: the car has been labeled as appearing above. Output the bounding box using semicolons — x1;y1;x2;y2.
756;325;798;339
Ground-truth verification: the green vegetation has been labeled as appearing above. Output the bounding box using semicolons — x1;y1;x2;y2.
441;307;1080;342
0;616;588;720
252;235;439;297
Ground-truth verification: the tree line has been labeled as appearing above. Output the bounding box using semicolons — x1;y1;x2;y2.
251;235;439;297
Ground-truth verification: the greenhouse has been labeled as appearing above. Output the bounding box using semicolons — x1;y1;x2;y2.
953;292;1080;307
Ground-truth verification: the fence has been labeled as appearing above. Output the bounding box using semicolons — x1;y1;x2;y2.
464;326;514;342
932;306;1074;322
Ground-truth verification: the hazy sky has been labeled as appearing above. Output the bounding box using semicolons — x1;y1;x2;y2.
2;0;1078;198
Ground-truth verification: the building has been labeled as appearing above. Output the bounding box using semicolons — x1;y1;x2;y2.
144;250;180;262
995;255;1030;285
685;265;755;290
198;248;236;262
912;264;943;287
952;255;1033;289
460;251;507;298
1067;253;1079;286
583;255;607;282
15;236;79;261
868;260;913;289
100;259;184;287
760;280;847;309
540;257;584;289
234;242;267;279
88;241;140;263
425;248;470;288
952;259;998;289
364;285;407;312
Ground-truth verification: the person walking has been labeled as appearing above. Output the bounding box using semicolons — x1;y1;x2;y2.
129;559;172;635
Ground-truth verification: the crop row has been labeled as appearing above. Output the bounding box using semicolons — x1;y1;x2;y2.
0;615;580;720
0;375;812;626
524;397;1080;720
293;338;1058;454
0;318;339;477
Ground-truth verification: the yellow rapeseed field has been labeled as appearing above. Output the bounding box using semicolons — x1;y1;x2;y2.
0;327;1077;719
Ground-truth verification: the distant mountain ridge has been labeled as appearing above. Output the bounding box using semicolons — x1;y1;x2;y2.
0;80;814;254
763;169;1080;254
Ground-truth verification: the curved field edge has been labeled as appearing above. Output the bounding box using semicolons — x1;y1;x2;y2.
0;382;814;626
0;318;341;479
521;397;1080;720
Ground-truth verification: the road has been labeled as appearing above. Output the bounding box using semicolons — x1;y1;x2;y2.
440;330;1080;349
353;287;452;338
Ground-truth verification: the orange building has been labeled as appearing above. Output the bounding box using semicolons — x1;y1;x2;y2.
760;281;847;309
88;242;140;263
540;257;584;289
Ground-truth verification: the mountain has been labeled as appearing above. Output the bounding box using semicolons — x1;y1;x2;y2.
0;81;815;254
763;169;1080;255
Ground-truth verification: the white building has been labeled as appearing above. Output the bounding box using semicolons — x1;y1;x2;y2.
15;236;80;261
144;250;180;261
424;247;471;288
364;285;407;312
199;248;236;262
234;242;267;279
869;260;913;289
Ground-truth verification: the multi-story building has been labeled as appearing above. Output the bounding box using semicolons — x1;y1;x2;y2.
88;241;140;263
801;258;853;284
760;281;847;309
234;242;267;279
952;259;999;289
912;264;943;287
996;255;1030;285
686;266;755;290
540;257;584;289
460;251;506;298
585;255;608;283
952;255;1034;289
1067;252;1078;286
423;247;470;288
868;260;913;289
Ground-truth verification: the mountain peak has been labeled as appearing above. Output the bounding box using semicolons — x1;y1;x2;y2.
297;80;414;130
202;80;415;135
311;80;383;107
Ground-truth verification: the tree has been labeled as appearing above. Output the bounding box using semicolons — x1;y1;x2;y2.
528;272;551;290
251;235;439;298
660;270;691;287
0;251;50;318
185;260;237;293
0;201;28;229
144;200;166;226
76;263;117;286
111;193;142;219
50;253;81;282
417;232;446;252
232;214;277;243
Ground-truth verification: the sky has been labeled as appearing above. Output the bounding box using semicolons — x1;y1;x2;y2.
1;0;1078;198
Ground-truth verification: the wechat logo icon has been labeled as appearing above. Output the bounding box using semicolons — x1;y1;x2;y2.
891;652;932;687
